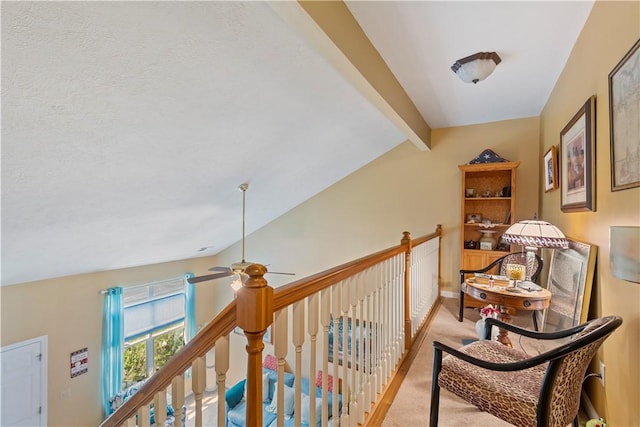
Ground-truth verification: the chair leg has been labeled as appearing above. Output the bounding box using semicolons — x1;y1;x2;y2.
430;348;443;427
458;290;464;322
572;415;579;427
532;311;539;331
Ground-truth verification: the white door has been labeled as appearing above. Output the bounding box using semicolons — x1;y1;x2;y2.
1;336;47;426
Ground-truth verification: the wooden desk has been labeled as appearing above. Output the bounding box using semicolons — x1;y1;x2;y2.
464;277;551;346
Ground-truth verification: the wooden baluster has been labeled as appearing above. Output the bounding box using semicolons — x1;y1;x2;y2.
320;288;331;426
215;335;230;426
348;274;359;424
192;356;205;427
308;292;319;427
292;300;305;426
137;403;151;427
331;282;342;424
356;271;366;423
402;232;412;351
373;263;383;395
171;375;185;427
153;389;167;427
369;265;379;402
340;278;351;427
273;306;289;427
236;264;273;427
363;267;373;408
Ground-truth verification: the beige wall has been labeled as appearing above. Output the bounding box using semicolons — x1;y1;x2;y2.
8;4;638;424
236;117;540;297
0;256;224;426
539;1;640;424
0;116;540;425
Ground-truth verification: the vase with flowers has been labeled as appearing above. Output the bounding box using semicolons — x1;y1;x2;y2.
476;304;500;340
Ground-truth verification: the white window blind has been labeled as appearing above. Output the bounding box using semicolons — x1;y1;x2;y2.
123;277;185;340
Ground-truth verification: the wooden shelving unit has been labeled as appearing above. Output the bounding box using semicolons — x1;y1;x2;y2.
459;161;520;309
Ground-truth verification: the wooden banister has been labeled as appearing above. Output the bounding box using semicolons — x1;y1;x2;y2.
101;226;442;427
100;303;237;427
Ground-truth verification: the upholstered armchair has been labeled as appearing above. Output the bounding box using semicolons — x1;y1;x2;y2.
430;315;622;427
458;252;543;323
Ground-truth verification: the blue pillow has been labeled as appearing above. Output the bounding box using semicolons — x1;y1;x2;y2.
225;379;246;408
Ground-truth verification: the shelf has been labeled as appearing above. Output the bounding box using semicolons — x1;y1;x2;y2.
463;223;510;227
462;249;510;255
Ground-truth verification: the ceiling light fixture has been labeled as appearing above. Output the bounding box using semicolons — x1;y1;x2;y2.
451;52;502;84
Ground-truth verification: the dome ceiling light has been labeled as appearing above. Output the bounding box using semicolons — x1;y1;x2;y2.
451;51;502;84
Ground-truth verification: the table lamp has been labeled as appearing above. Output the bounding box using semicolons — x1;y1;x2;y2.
501;218;569;281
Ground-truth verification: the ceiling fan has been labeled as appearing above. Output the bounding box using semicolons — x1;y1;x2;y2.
188;183;295;285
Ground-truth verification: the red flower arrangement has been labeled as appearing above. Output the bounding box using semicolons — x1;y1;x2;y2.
480;304;500;320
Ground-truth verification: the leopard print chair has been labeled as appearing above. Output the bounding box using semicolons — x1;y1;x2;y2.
430;315;622;427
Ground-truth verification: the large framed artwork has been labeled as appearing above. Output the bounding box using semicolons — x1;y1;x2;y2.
608;39;640;191
560;96;596;212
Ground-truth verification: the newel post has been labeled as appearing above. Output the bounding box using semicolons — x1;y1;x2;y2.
402;231;412;350
236;264;274;427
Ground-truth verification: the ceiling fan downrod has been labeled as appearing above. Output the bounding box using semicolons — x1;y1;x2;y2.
239;183;248;263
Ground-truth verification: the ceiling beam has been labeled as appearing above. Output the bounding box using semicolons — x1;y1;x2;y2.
269;1;431;150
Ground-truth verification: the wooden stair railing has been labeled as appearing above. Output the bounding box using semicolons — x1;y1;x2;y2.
100;226;442;427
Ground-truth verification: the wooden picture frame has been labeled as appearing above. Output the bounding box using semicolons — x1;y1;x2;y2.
541;237;597;332
608;39;640;191
560;96;596;212
543;145;558;192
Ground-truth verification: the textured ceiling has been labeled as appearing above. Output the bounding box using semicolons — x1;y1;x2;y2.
1;1;593;286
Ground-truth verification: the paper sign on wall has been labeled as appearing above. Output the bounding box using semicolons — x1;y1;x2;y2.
70;348;88;378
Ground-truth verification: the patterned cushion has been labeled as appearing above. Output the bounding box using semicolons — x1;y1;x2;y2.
438;340;547;427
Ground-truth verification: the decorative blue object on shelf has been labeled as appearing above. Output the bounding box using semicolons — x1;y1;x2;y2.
469;149;509;164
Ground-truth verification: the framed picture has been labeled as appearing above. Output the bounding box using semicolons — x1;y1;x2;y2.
610;226;640;284
543;145;558;192
608;39;640;191
560;96;596;212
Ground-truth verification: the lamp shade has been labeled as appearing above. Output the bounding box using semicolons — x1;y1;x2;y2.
451;52;501;84
501;219;569;249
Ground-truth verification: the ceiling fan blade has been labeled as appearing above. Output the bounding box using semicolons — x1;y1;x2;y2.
266;271;296;276
208;266;232;273
187;271;234;284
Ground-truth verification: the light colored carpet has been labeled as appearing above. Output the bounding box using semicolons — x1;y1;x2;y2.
381;297;540;427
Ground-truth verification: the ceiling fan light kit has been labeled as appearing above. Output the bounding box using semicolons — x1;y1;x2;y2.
188;183;294;286
451;51;501;84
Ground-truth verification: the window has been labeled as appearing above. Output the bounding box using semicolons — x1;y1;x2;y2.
102;274;195;415
122;277;191;387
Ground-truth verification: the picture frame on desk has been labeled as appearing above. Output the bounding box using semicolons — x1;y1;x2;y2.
560;96;596;212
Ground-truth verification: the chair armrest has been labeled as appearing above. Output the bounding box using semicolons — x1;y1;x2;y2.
459;256;505;277
483;317;586;340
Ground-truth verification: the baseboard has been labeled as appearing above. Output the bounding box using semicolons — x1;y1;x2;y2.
441;290;458;299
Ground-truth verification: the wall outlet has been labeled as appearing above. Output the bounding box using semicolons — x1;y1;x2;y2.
599;361;606;386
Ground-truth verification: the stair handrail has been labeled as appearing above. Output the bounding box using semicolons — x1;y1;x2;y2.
100;225;442;427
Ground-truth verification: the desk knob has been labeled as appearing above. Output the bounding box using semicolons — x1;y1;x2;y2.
523;300;531;307
479;292;486;300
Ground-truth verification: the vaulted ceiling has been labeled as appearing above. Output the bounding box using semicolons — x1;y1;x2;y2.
1;1;594;285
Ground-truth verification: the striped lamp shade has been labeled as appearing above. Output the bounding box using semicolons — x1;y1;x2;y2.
501;220;569;249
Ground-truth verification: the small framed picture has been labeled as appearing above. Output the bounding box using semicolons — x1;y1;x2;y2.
560;96;596;212
467;213;482;223
544;145;558;192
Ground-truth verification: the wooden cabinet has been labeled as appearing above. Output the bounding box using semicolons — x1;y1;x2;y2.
459;161;520;309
